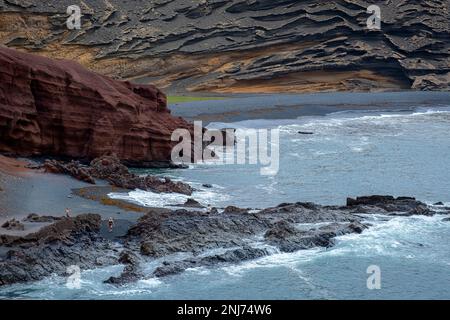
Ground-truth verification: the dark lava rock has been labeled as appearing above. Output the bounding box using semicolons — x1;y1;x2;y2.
1;219;25;231
118;250;140;265
90;155;130;180
7;214;102;246
23;214;61;223
43;160;95;184
0;195;441;285
123;196;436;279
346;196;432;216
41;155;193;195
104;250;142;286
140;241;169;258
178;198;204;208
223;206;249;214
153;246;268;278
434;202;444;206
202;184;213;188
347;195;397;206
264;220;368;253
0;214;118;287
264;221;298;240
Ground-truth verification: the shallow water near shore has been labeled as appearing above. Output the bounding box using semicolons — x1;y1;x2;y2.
1;94;450;299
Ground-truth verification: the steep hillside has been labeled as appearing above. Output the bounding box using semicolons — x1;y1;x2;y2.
0;0;449;93
0;47;192;165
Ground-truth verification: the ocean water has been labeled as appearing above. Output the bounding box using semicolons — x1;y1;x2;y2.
1;102;450;299
116;105;450;208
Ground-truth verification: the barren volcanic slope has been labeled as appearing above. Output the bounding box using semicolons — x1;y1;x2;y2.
0;0;449;93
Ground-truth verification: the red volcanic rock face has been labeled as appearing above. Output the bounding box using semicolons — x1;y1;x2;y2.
0;46;192;165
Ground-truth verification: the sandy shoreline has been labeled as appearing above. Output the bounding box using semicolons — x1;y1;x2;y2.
0;156;145;237
0;155;32;176
169;91;450;124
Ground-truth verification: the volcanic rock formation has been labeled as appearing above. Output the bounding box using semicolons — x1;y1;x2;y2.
0;0;448;93
1;195;448;286
41;154;194;195
0;46;192;165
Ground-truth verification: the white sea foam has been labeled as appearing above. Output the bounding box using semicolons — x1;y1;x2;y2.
279;108;450;136
217;212;450;279
323;214;449;260
221;247;324;277
138;278;163;288
108;186;231;208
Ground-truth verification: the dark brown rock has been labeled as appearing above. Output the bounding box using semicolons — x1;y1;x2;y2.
1;219;24;231
23;214;61;223
43;159;96;184
180;198;204;208
223;206;249;214
40;155;194;195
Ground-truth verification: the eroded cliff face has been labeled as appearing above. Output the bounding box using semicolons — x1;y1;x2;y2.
0;46;192;165
0;0;449;93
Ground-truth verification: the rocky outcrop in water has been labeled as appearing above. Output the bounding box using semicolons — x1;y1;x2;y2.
121;196;447;281
0;196;448;286
346;195;434;216
0;214;117;286
42;154;194;195
1;219;24;231
104;250;143;285
0;46;192;165
0;1;448;93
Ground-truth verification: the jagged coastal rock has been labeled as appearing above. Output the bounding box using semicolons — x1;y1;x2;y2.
42;154;194;195
0;214;116;286
0;47;192;166
0;0;448;93
1;196;447;286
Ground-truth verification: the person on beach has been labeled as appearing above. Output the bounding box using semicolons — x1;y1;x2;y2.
206;204;212;214
65;208;71;218
108;217;114;233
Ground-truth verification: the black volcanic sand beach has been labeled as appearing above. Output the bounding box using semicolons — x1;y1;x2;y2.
169;91;450;124
0;169;142;238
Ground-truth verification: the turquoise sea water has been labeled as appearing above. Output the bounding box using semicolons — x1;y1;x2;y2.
1;97;449;299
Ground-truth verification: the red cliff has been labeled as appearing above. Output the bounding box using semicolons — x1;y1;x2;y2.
0;46;192;166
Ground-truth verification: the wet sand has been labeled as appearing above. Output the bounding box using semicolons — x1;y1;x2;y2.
0;156;145;237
